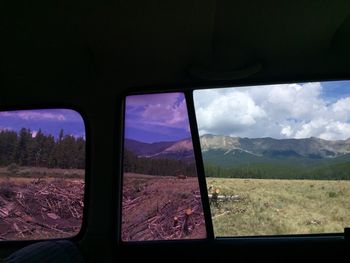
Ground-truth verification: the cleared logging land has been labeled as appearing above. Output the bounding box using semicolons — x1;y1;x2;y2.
122;173;206;241
0;168;84;240
207;178;350;236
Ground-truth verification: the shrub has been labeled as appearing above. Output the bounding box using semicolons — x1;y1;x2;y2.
7;163;20;175
328;191;337;198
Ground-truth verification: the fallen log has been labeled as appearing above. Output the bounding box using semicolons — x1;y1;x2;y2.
208;194;241;201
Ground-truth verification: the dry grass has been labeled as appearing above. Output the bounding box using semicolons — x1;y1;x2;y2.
207;178;350;237
0;166;84;179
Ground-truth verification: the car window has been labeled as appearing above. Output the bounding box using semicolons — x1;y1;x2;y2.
0;109;85;240
194;81;350;237
121;93;207;241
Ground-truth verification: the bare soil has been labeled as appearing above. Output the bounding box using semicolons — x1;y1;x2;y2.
0;177;84;240
122;173;206;241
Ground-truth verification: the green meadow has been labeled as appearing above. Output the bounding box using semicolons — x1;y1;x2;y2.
206;178;350;237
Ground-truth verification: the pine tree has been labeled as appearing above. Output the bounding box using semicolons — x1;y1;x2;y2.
15;128;32;166
0;128;85;169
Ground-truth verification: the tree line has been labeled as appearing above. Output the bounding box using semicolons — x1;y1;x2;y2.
0;128;85;169
204;162;350;180
123;149;197;177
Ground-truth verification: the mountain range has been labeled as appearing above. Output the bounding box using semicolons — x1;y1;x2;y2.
200;134;350;167
125;135;350;179
126;135;350;161
200;134;350;158
124;138;194;160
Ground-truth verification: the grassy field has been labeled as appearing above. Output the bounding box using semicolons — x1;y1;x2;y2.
206;178;350;237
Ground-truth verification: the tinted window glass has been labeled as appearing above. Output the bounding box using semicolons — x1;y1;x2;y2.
194;81;350;236
122;93;206;241
0;109;85;240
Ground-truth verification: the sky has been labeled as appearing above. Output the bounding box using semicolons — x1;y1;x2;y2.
0;109;85;138
194;81;350;140
125;93;190;143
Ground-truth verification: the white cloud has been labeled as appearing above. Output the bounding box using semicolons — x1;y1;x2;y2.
331;97;350;121
280;125;293;137
0;111;66;121
126;93;190;135
19;112;66;121
140;95;188;128
194;82;350;140
195;91;266;136
31;130;38;138
295;119;350;140
166;98;188;126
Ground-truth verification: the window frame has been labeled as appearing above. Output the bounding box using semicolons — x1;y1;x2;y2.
117;79;350;246
0;105;90;246
117;90;213;243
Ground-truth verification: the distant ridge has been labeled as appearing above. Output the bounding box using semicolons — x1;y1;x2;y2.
125;135;350;160
199;134;350;180
124;138;194;160
200;134;350;159
124;135;350;179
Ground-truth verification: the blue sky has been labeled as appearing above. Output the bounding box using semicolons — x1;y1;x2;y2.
125;93;191;143
0;109;85;138
194;81;350;140
3;81;348;143
127;81;350;143
321;81;350;103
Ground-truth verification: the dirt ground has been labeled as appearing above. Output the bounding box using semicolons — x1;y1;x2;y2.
0;177;84;240
122;173;207;241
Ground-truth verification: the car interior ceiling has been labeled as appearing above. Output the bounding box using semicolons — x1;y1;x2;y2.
1;0;350;262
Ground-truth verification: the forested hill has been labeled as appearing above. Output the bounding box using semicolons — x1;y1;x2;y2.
123;135;350;180
123;149;196;177
123;138;196;177
0;128;85;169
201;134;350;180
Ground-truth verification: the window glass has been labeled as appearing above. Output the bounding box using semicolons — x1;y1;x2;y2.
122;93;206;241
0;109;85;240
194;81;350;236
